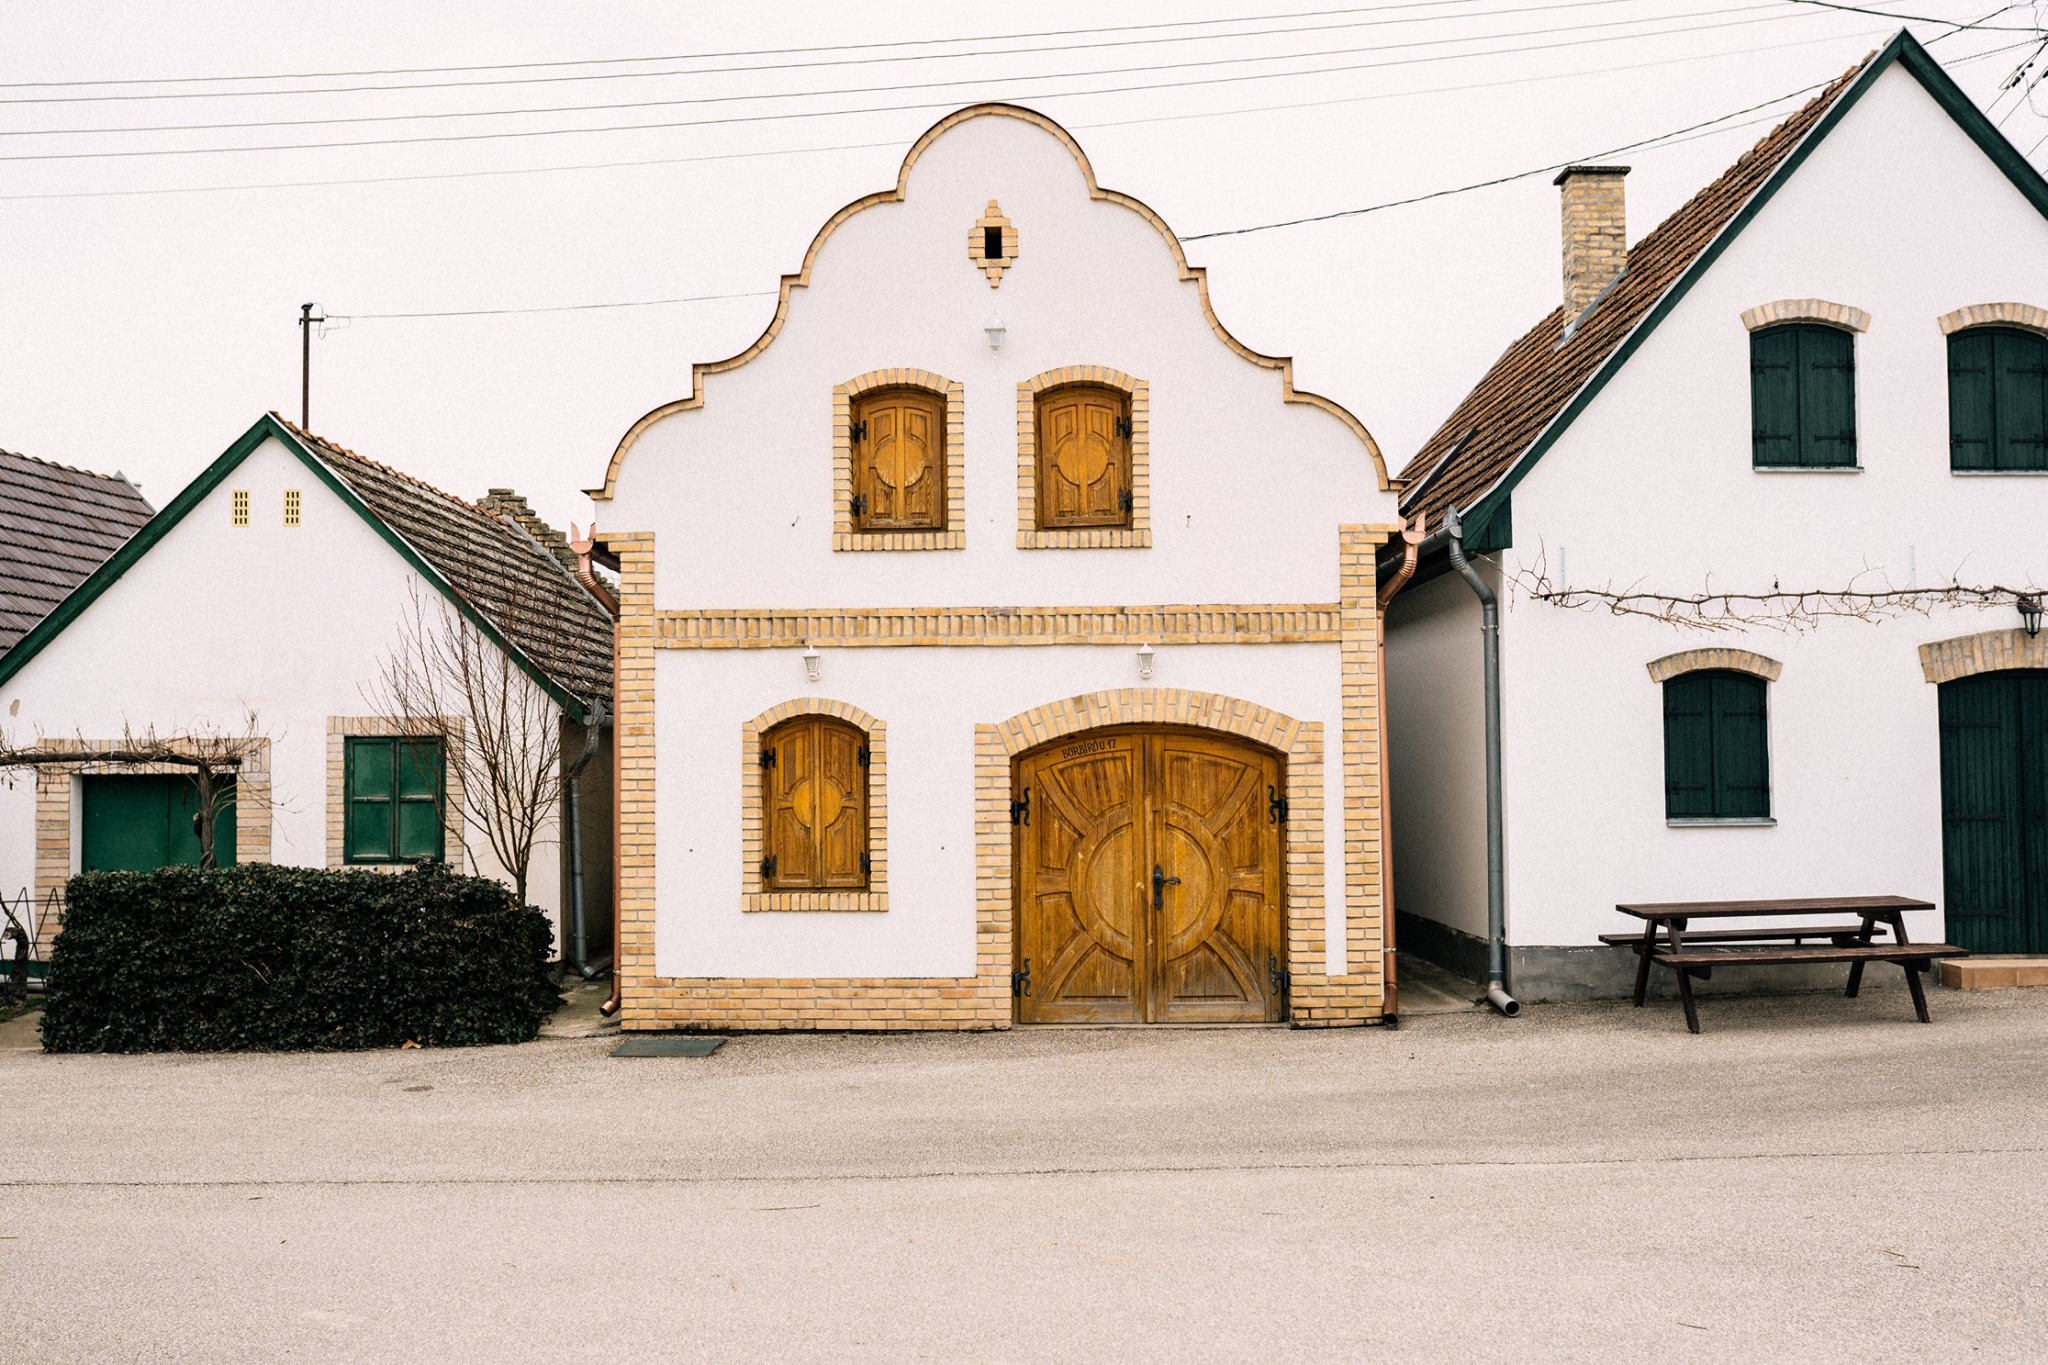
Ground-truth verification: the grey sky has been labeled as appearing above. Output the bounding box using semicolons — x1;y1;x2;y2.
3;1;2038;534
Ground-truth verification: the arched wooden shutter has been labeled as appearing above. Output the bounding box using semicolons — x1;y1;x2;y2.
1037;384;1130;528
1751;324;1855;468
761;715;870;890
1663;670;1770;820
1950;327;2048;472
852;387;945;529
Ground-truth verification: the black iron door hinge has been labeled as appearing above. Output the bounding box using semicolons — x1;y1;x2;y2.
760;747;777;769
1269;954;1291;998
1268;784;1288;824
856;746;870;767
1013;958;1032;997
1010;788;1030;826
1118;488;1133;513
760;854;777;878
1114;415;1133;438
850;419;867;442
850;493;867;518
860;852;872;875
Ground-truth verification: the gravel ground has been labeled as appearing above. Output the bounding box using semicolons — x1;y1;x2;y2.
2;984;2044;1363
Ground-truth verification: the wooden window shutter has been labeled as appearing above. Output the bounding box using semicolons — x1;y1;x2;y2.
1707;673;1771;818
1037;384;1131;528
1993;328;2048;471
345;738;396;860
1749;327;1801;467
1796;326;1856;468
1663;674;1716;819
393;739;445;861
1949;330;1998;471
760;716;870;890
851;387;945;530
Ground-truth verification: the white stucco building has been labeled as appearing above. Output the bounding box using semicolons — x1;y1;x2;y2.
1384;33;2048;998
0;416;614;968
586;103;1406;1030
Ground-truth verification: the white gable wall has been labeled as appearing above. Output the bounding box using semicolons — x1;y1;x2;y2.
0;435;566;942
1489;63;2048;952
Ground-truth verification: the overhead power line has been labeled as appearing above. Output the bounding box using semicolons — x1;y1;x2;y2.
0;7;1835;163
1;2;1794;138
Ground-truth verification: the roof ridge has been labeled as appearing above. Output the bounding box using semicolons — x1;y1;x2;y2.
0;445;140;487
267;411;522;534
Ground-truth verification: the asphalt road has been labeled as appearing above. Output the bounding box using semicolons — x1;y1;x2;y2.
3;983;2045;1363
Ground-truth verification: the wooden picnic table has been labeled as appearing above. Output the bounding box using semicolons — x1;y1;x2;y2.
1609;896;1967;1034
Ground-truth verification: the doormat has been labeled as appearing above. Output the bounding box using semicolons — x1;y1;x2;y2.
612;1036;726;1058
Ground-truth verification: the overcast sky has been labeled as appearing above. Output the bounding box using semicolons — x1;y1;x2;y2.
3;1;2040;533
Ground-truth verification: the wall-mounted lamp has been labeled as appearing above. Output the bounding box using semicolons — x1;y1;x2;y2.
984;313;1007;351
802;644;822;683
2020;594;2043;639
1136;643;1155;681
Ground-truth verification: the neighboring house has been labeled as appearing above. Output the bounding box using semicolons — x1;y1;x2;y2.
585;102;1405;1031
1383;32;2048;1000
0;447;153;656
0;414;614;968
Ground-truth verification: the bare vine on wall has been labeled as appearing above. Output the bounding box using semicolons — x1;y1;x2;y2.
1511;546;2039;633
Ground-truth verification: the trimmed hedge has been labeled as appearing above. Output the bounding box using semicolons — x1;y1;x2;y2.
41;863;559;1052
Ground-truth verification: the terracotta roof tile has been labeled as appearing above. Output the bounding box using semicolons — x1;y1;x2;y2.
1398;55;1873;533
0;448;153;654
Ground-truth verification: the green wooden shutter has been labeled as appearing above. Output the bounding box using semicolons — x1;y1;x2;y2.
2019;674;2048;954
394;739;445;861
1797;326;1857;468
1664;674;1716;818
345;738;396;861
81;774;236;871
1949;330;1997;471
1708;673;1771;818
1992;329;2048;471
1939;673;2026;953
1750;327;1801;467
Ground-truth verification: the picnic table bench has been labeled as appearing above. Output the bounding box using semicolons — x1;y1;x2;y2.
1610;896;1967;1034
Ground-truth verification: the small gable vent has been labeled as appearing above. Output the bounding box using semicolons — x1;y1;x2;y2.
283;489;301;526
231;489;250;527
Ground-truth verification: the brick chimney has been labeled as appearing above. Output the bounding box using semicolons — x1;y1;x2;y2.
1554;164;1629;318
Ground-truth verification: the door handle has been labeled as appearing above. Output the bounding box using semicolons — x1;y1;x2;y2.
1152;864;1181;910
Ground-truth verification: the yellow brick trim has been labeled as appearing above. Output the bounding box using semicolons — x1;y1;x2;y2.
966;199;1018;287
1329;524;1388;1023
831;369;967;552
1740;298;1871;333
654;603;1340;649
977;690;1343;1028
1918;627;2048;683
1015;367;1152;549
1937;302;2048;337
1645;649;1785;684
602;531;661;1005
323;717;467;871
31;737;272;957
740;698;888;913
590;105;1391;503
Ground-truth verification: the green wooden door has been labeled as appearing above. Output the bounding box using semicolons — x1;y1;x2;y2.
80;774;237;872
1938;671;2048;954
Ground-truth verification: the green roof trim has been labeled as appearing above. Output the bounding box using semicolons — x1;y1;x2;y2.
0;413;589;721
1461;30;2048;541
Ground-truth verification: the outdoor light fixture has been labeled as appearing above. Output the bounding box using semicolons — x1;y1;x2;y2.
1137;643;1156;681
2020;594;2043;639
984;313;1007;351
802;644;821;683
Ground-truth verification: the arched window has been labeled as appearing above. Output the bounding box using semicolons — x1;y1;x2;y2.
850;385;947;530
1035;382;1133;528
1663;670;1770;821
1750;323;1857;468
1949;326;2048;472
759;714;870;890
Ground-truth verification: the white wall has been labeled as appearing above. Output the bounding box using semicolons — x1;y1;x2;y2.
654;642;1348;979
1486;63;2048;947
0;434;567;947
1384;568;1490;940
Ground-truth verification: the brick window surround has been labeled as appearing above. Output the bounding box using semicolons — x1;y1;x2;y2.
1016;366;1152;550
832;369;966;552
1739;298;1871;333
741;698;889;912
1937;302;2048;337
324;717;466;871
1646;648;1784;683
1918;628;2048;684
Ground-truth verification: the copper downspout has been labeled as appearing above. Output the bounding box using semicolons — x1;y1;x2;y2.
1375;514;1425;1021
571;523;626;1018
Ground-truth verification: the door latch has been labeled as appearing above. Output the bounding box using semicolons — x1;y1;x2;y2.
1268;784;1289;824
1152;864;1181;910
1269;954;1291;997
1013;958;1032;997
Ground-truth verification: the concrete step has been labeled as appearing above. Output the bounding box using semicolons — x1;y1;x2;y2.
1939;957;2048;990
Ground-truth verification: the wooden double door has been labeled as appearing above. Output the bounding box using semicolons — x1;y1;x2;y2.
1015;727;1286;1023
1939;669;2048;954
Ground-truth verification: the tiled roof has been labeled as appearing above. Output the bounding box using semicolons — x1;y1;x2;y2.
1397;56;1872;533
0;447;153;654
272;416;614;709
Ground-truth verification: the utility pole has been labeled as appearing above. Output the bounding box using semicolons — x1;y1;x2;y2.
297;302;324;429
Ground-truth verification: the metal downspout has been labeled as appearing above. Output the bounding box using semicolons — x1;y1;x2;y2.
1374;515;1424;1023
563;700;606;980
1443;507;1520;1018
570;522;626;1020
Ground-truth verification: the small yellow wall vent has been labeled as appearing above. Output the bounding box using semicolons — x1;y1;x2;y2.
283;489;301;526
231;489;250;527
